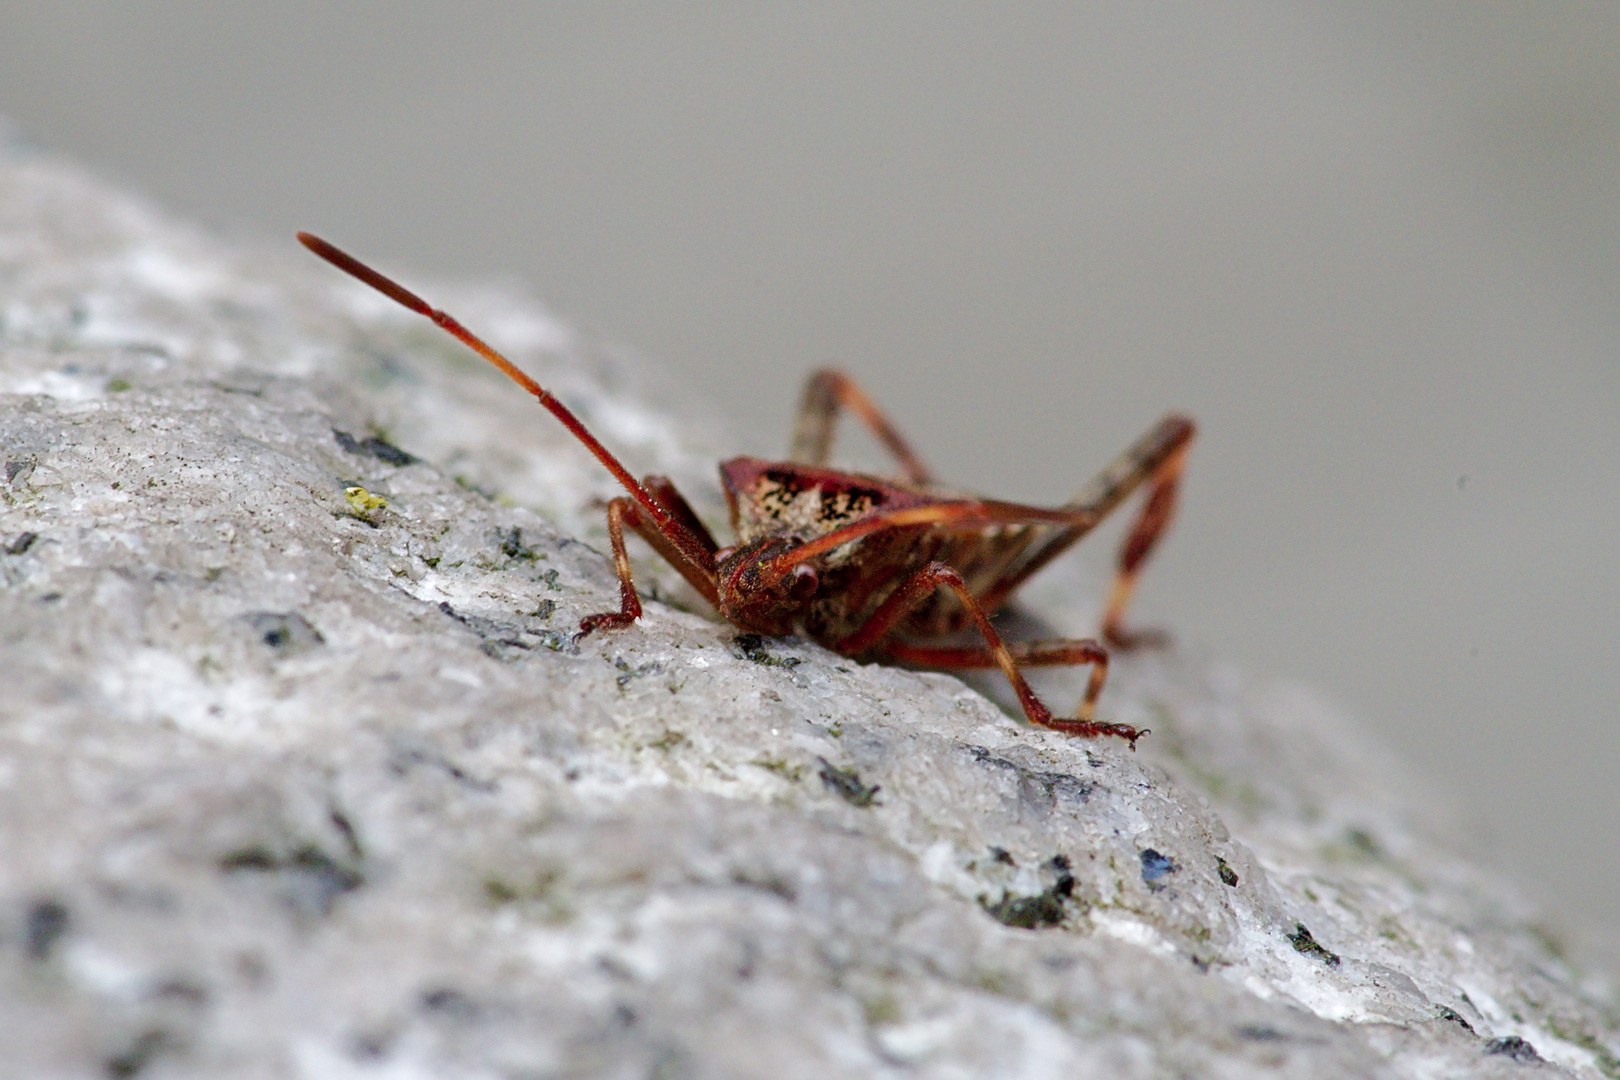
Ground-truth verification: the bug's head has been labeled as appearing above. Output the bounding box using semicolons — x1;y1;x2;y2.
714;538;820;635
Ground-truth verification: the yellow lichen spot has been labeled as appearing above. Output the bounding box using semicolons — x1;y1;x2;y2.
345;486;388;513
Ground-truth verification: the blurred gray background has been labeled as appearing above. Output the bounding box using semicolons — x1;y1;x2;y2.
2;5;1616;940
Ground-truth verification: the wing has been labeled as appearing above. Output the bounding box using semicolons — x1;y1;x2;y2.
719;457;942;546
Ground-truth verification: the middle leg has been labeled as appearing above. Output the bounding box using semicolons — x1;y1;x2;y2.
788;368;935;484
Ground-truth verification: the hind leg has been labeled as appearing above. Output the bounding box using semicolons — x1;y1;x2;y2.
1099;433;1193;649
833;561;1140;746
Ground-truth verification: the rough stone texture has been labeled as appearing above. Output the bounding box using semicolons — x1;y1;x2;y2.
2;126;1617;1079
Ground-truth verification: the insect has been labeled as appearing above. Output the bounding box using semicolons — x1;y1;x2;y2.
299;233;1194;747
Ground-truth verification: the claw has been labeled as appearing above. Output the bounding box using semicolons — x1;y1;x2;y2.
576;611;637;640
1043;716;1145;747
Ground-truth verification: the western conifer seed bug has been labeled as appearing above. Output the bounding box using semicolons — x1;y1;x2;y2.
299;232;1194;747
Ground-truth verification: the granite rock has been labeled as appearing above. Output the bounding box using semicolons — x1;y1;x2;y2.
2;126;1617;1078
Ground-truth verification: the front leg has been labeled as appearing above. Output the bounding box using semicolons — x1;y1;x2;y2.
578;475;725;638
576;497;646;637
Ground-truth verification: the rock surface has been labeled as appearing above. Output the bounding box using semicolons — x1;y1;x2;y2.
2;127;1617;1078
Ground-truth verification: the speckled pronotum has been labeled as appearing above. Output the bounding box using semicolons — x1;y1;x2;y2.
299;232;1195;745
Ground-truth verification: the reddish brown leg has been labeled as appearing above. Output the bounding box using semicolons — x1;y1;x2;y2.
611;475;723;609
833;562;1141;746
883;639;1115;735
577;497;646;638
972;414;1197;649
789;368;934;485
578;478;724;637
1100;434;1192;649
642;474;719;553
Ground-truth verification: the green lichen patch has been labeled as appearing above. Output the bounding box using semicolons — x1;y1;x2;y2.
452;474;498;501
481;867;570;924
344;485;388;514
1545;1016;1620;1079
751;756;805;782
647;730;688;752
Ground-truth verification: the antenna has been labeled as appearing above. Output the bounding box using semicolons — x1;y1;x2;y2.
297;232;677;533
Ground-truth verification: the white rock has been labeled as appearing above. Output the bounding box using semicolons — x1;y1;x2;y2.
2;123;1616;1078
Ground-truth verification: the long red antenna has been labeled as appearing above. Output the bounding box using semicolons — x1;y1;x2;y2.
297;232;679;535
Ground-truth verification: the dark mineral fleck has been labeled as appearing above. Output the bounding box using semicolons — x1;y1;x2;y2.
982;855;1076;929
1140;848;1176;885
243;611;325;655
333;429;418;467
25;898;70;960
817;758;880;808
1484;1036;1543;1063
1286;923;1341;967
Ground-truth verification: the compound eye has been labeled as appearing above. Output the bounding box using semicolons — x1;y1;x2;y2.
788;563;819;603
